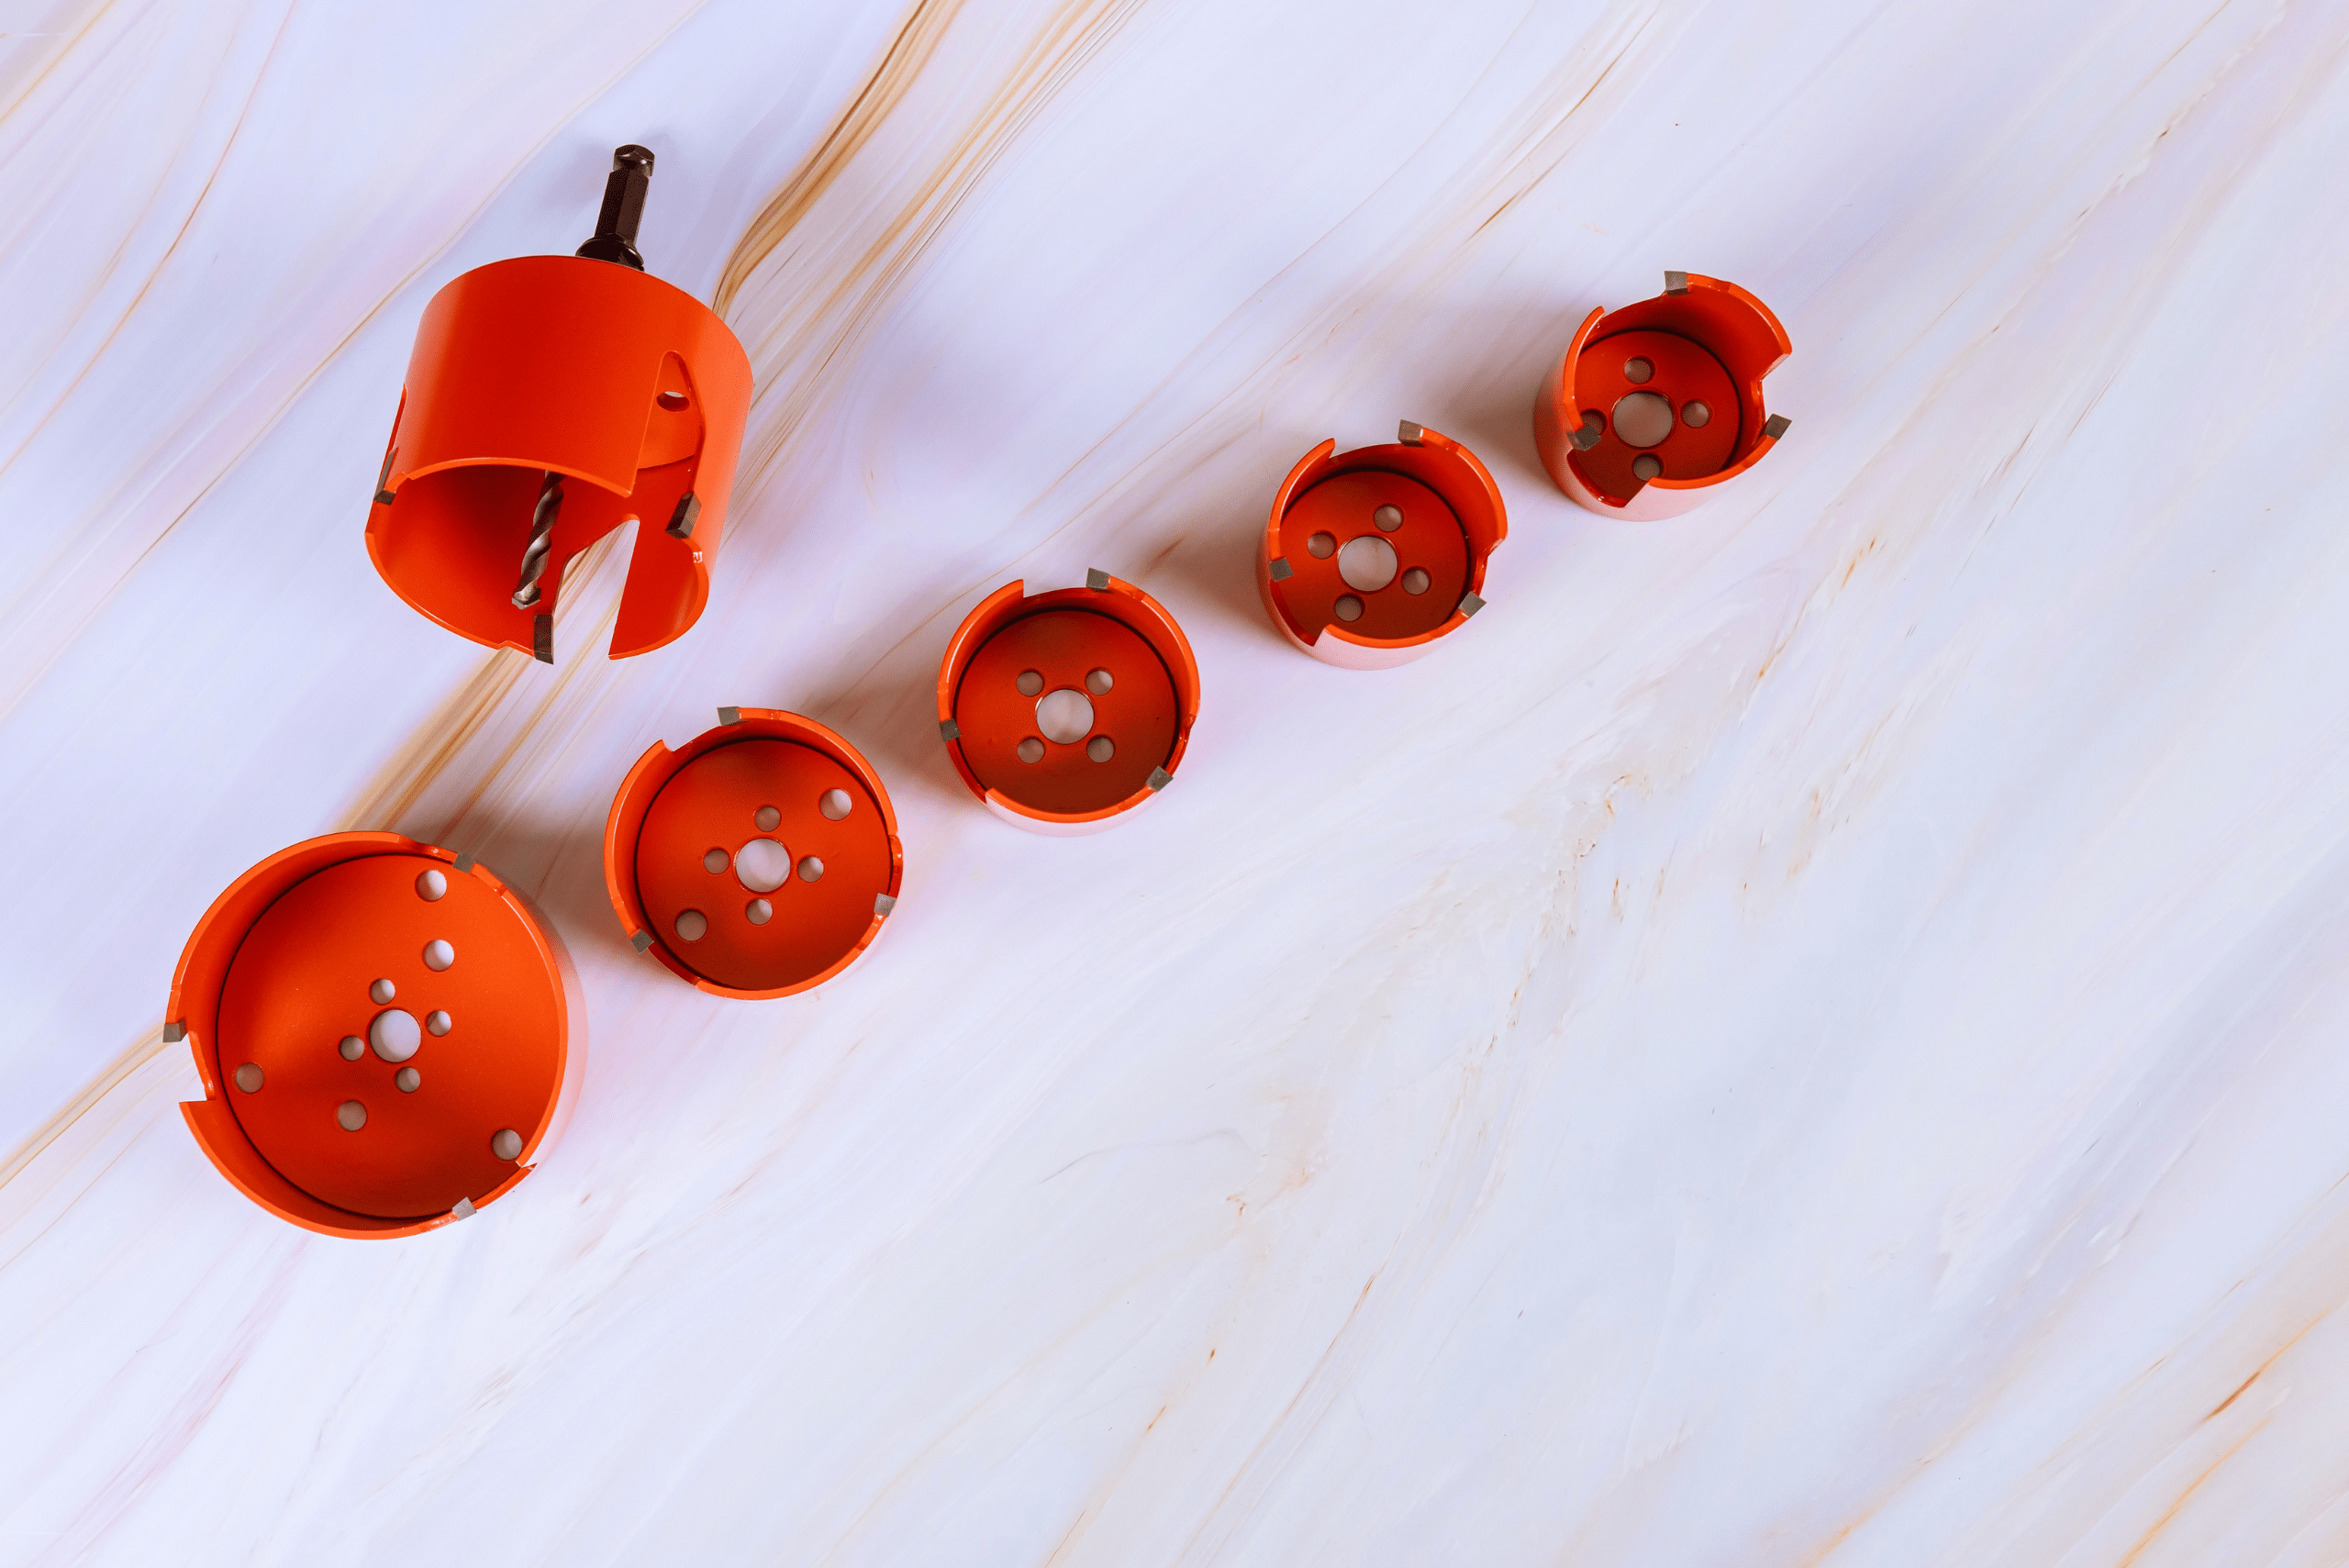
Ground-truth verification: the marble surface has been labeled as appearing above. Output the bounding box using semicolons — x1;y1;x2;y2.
4;0;2349;1561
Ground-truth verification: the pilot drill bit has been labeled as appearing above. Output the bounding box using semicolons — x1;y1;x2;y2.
510;470;564;610
507;148;659;622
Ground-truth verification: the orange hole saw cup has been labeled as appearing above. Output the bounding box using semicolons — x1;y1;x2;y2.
168;832;584;1239
937;571;1201;835
1257;421;1507;670
1533;272;1792;521
606;708;904;999
365;147;751;664
366;255;751;662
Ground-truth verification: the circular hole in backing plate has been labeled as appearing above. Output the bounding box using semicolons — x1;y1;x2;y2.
416;869;446;901
1017;737;1045;763
1402;567;1431;595
1035;689;1094;744
1682;400;1711;428
369;978;395;1005
735;838;791;893
819;789;852;820
234;1063;263;1093
370;1009;420;1063
754;806;780;832
703;848;729;873
746;898;773;925
339;1035;363;1062
1087;736;1115;762
1624;355;1654;384
423;939;454;972
1632;454;1663;480
336;1100;366;1131
657;390;690;411
1085;668;1113;695
1307;532;1336;559
676;909;708;942
1016;670;1043;696
1338;535;1398;592
1374;505;1403;532
1334;595;1364;622
1611;392;1675;449
395;1067;420;1093
797;856;824;883
492;1129;522;1162
426;1010;451;1037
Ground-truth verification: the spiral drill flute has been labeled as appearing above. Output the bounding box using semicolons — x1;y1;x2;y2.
510;470;564;612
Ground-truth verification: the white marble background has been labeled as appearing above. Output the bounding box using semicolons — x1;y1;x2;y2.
3;0;2347;1562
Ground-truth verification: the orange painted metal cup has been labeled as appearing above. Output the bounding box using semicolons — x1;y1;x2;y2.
169;832;583;1238
1257;422;1506;669
606;708;903;998
1533;272;1792;520
938;572;1200;834
365;254;752;662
